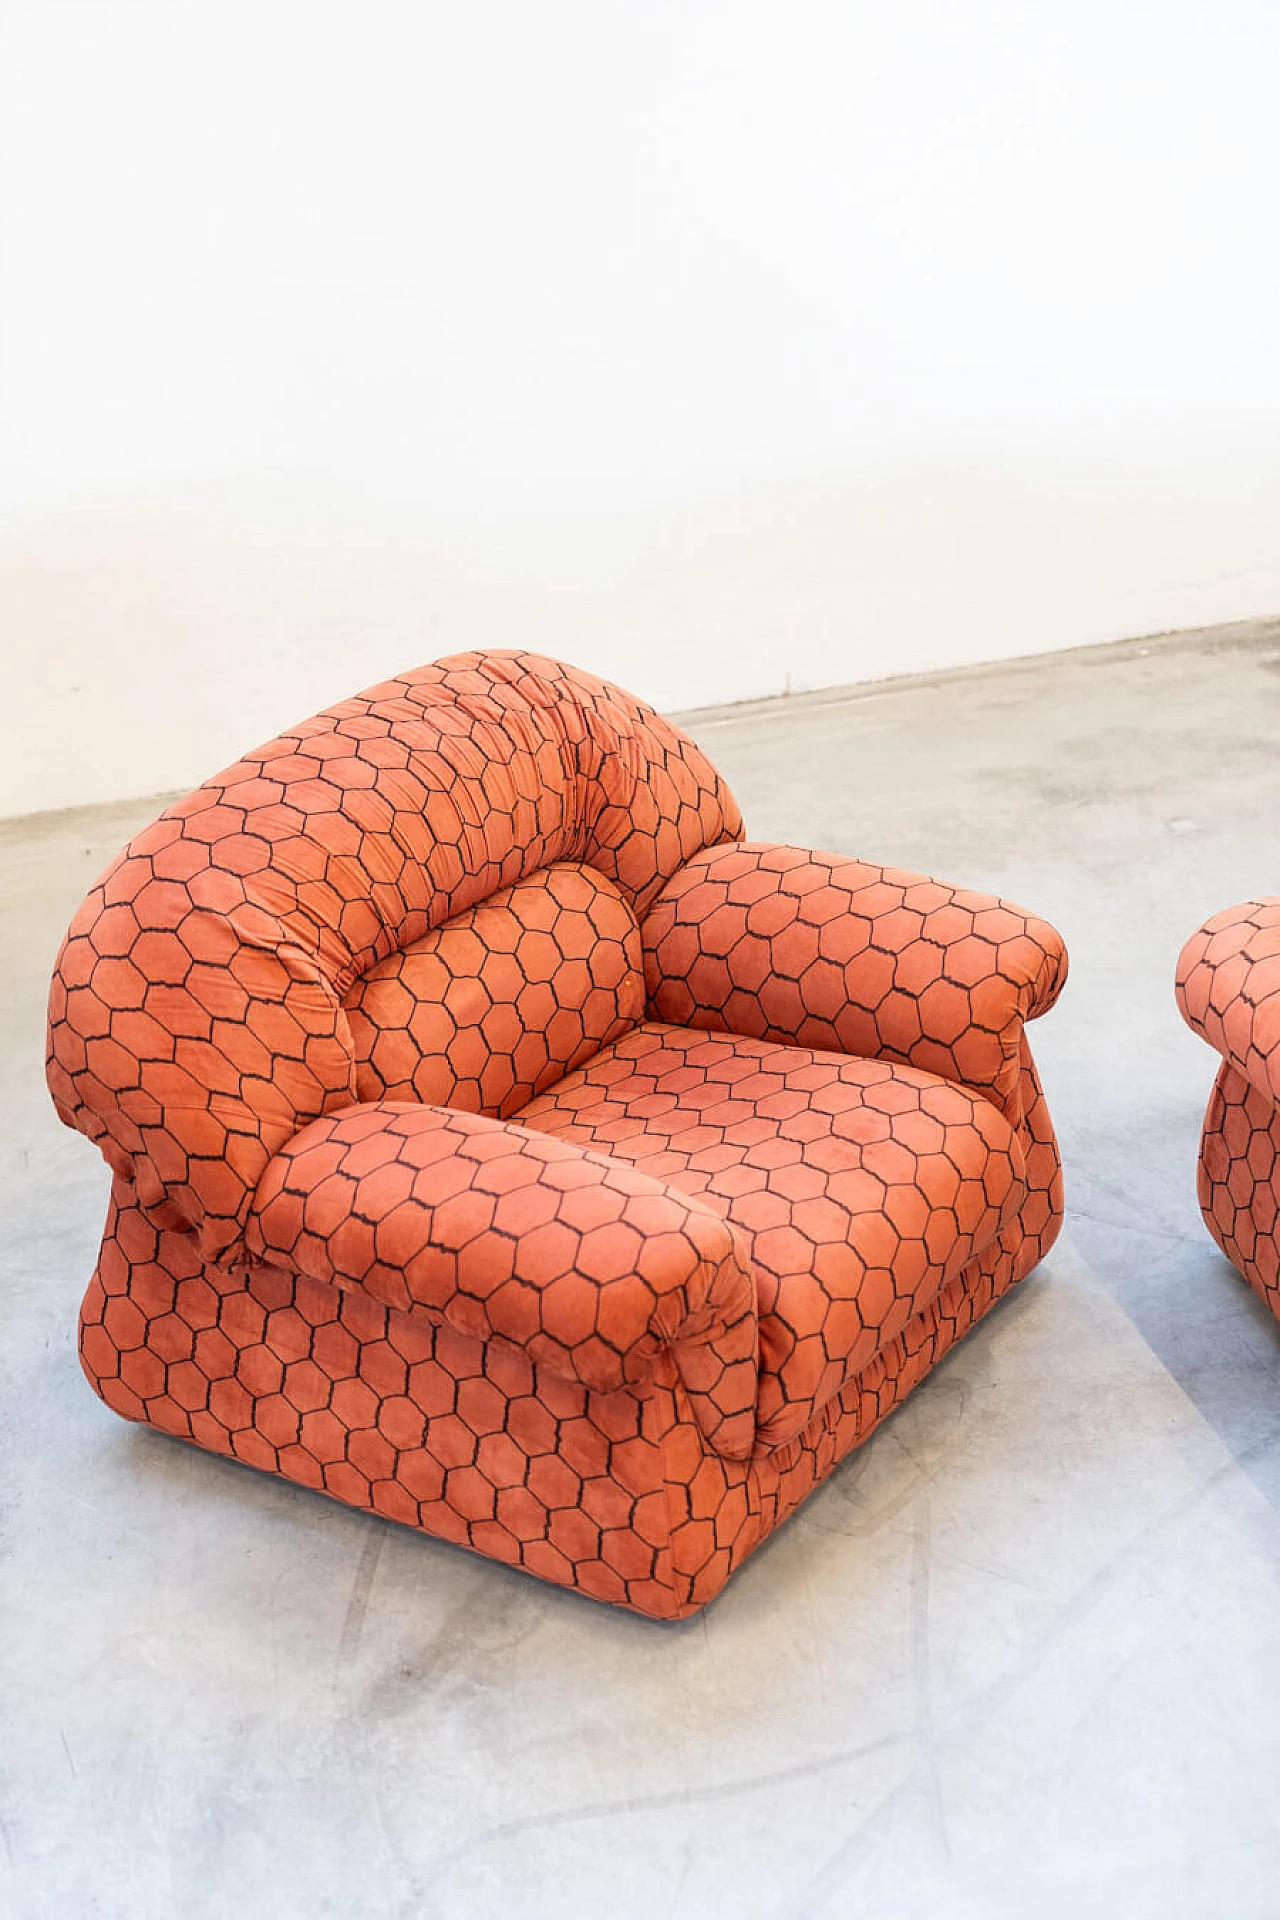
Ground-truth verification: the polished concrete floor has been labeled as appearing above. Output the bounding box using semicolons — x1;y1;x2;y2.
5;619;1280;1919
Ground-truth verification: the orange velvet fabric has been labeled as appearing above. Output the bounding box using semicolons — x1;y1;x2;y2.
1177;900;1280;1318
50;649;1067;1618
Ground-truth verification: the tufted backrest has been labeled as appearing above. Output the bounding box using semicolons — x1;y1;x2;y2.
47;651;743;1262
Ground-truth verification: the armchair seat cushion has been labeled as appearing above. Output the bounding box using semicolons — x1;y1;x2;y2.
515;1022;1026;1447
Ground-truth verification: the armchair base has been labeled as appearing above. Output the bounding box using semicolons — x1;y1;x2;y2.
81;1037;1060;1622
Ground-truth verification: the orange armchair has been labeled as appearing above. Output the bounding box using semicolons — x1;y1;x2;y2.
1177;900;1280;1317
48;652;1067;1618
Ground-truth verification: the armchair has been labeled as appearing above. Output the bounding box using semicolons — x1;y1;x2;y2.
48;651;1067;1617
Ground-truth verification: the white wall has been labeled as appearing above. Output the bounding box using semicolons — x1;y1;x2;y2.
3;0;1279;815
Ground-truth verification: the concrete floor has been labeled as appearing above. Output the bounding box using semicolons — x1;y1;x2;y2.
5;619;1280;1919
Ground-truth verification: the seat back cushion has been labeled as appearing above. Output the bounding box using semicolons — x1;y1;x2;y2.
346;862;644;1118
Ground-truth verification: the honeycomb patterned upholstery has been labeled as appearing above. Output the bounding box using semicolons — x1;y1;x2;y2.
50;650;1068;1619
1177;899;1280;1317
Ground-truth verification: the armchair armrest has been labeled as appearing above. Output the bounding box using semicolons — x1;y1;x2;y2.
245;1101;759;1460
643;843;1067;1119
1176;899;1280;1106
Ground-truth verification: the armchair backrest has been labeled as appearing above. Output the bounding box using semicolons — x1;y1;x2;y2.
47;651;743;1263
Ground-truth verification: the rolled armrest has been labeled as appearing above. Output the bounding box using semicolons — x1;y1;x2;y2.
246;1101;759;1459
1176;899;1280;1106
644;843;1067;1118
